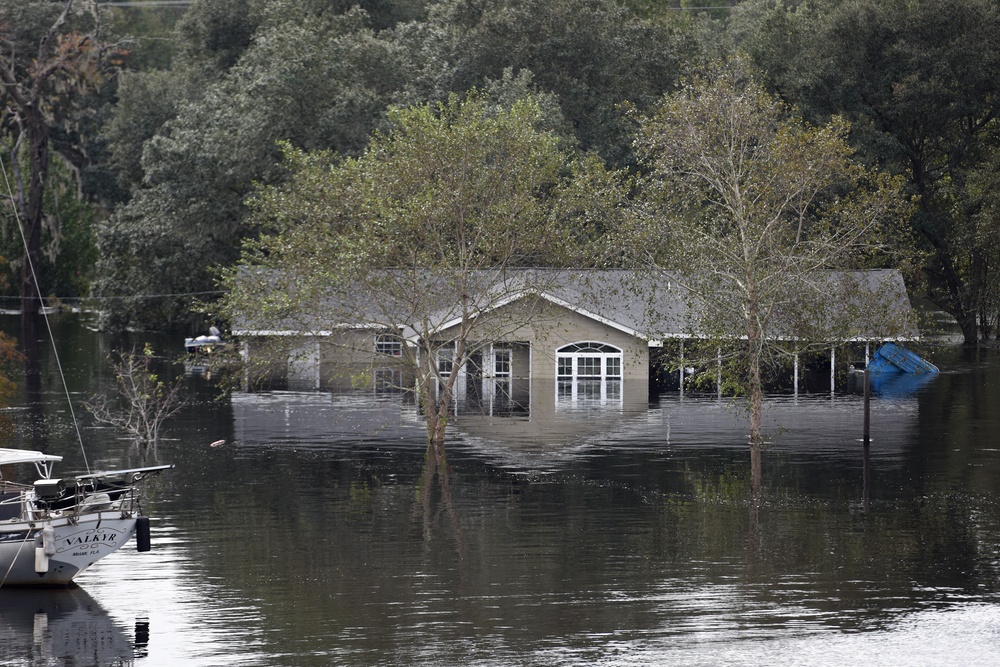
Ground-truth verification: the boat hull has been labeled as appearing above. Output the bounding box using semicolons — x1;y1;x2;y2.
0;512;137;587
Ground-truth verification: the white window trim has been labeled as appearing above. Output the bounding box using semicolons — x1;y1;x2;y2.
555;341;623;406
556;341;623;381
375;332;403;357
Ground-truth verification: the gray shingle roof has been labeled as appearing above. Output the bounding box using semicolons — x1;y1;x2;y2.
234;268;917;343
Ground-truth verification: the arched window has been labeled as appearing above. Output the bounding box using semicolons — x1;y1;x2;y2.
556;341;622;406
556;342;622;380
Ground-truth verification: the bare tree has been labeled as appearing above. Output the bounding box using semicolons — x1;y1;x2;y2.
87;344;187;446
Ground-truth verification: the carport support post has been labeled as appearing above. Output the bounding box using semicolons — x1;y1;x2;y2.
717;347;722;399
830;346;836;395
679;339;684;397
793;353;799;396
863;367;871;513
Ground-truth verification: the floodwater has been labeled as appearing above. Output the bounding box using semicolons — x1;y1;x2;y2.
1;313;999;666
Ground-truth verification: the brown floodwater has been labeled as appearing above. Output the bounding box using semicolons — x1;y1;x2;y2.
1;313;998;666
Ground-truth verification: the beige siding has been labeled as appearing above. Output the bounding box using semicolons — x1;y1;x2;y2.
530;304;648;380
441;296;649;395
435;300;649;381
319;329;413;390
245;297;651;390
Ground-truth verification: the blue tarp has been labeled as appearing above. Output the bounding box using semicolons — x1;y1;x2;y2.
866;342;939;376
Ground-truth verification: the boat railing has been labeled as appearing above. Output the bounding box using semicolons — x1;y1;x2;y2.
29;475;150;520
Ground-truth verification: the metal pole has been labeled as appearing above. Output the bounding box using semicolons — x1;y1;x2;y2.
863;367;871;512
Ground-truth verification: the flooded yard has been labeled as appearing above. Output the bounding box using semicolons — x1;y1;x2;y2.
1;315;998;666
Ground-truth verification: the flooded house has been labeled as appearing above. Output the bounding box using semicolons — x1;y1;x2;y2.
231;268;919;410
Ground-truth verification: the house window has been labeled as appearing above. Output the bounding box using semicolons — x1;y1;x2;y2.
374;368;402;393
375;333;402;357
577;356;602;378
494;348;511;377
556;342;623;406
438;348;454;376
556;342;623;380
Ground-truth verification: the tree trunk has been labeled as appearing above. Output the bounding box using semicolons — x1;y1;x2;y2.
21;109;50;317
747;302;763;493
20;314;45;452
748;353;763;493
420;367;452;472
957;311;979;347
937;251;979;346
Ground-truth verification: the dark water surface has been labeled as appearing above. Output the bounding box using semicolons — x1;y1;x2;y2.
1;314;999;666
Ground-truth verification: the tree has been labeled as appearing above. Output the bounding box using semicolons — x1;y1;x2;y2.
0;0;115;315
220;92;616;471
632;57;913;488
731;0;1000;344
95;4;415;331
86;343;186;447
96;0;704;331
965;155;1000;339
404;0;695;166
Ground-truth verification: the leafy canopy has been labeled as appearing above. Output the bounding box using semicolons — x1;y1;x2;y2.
220;91;622;455
225;91;614;333
632;56;914;485
634;56;913;346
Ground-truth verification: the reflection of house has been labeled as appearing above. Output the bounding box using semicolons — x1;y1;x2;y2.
233;269;918;403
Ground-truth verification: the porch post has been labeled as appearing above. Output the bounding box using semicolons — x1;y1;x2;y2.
241;341;250;392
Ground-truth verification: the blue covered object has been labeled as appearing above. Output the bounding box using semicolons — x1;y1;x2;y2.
868;369;938;396
866;342;939;375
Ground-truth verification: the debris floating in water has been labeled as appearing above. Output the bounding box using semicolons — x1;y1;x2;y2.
209;439;226;448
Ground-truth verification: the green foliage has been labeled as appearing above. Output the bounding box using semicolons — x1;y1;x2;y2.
222;92;622;450
414;0;695;166
0;141;99;304
965;156;1000;339
97;0;702;330
107;1;185;70
228;91;611;319
0;330;22;407
731;0;1000;342
0;0;120;313
631;56;913;480
95;5;417;330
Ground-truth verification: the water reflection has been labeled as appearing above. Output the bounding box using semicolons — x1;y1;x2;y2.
0;586;133;664
73;522;270;667
183;363;999;666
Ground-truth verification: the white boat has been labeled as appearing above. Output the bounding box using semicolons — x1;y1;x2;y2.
184;326;227;355
0;448;171;587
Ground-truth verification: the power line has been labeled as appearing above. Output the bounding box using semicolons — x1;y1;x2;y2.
101;1;192;7
100;1;737;8
0;290;225;303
